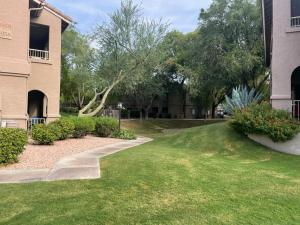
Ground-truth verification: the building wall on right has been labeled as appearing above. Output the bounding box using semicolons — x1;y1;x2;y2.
271;0;300;111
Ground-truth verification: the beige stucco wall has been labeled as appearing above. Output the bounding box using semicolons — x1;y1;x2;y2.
0;0;65;129
29;9;62;121
271;0;300;111
0;0;30;76
0;73;28;128
0;0;30;128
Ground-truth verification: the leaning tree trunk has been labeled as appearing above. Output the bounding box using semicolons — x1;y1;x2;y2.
78;71;123;117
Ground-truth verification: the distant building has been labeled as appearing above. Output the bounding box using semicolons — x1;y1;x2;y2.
121;90;203;119
262;0;300;117
0;0;71;128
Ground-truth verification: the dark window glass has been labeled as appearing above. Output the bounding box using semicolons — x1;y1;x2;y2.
30;23;49;50
291;0;300;17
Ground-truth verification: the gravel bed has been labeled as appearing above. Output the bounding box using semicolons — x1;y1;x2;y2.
0;136;123;170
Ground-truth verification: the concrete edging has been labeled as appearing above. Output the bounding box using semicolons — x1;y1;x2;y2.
248;134;300;155
0;137;152;184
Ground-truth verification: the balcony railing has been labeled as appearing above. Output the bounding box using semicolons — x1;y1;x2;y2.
291;16;300;27
29;49;49;60
292;100;300;120
28;118;46;131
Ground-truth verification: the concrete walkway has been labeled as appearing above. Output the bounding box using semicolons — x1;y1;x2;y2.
0;137;152;184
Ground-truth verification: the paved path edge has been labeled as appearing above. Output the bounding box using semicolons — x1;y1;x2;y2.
0;137;152;184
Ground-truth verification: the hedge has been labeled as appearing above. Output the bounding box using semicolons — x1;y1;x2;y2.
94;117;119;137
0;128;28;164
231;102;300;142
69;117;95;138
112;129;137;140
48;119;75;140
32;124;56;145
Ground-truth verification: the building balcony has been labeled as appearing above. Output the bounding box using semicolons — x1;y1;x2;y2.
29;49;49;60
291;16;300;27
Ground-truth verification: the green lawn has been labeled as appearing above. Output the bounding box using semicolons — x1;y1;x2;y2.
1;122;300;224
121;119;223;137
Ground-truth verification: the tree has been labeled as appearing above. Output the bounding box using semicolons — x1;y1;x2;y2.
188;0;266;118
78;0;168;117
159;31;196;118
129;50;167;120
61;27;96;110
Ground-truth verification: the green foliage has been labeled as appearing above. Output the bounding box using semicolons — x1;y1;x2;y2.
77;0;168;117
47;122;63;141
69;117;95;138
225;86;263;114
32;124;56;145
50;119;75;140
188;0;266;116
231;103;299;142
112;129;137;140
95;117;119;137
0;128;28;164
61;26;96;109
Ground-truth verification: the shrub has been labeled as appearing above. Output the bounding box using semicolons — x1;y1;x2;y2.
69;117;95;138
94;117;119;137
50;119;75;140
224;86;263;114
48;122;63;141
0;128;28;164
231;102;300;142
32;124;56;145
112;129;137;140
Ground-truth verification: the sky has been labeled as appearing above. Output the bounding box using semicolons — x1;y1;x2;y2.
47;0;212;34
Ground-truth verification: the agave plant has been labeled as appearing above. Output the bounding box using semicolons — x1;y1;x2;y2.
224;86;263;114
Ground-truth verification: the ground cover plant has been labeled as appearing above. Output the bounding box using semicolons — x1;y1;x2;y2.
0;128;28;164
31;117;123;145
94;117;119;137
69;117;95;138
231;102;300;142
31;124;56;145
112;129;136;140
1;122;300;224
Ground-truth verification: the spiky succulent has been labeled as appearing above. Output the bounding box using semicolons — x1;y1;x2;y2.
224;86;263;114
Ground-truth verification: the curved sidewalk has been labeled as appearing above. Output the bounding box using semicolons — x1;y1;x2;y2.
0;137;152;184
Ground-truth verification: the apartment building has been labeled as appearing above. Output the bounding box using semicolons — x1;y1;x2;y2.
262;0;300;117
0;0;71;128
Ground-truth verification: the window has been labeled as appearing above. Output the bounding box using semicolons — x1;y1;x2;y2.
162;107;168;114
292;0;300;17
29;23;49;60
30;23;49;50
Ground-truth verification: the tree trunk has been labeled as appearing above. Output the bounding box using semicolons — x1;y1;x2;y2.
211;104;216;119
145;110;149;120
78;71;123;117
139;109;143;120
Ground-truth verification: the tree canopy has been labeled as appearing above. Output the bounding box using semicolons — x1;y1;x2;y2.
61;0;267;118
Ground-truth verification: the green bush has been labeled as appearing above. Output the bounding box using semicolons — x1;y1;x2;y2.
94;117;119;137
0;128;28;164
69;117;95;138
50;119;75;140
32;124;56;145
48;122;63;141
231;102;300;142
112;129;137;140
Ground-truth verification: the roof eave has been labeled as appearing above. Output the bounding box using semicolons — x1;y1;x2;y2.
32;0;72;24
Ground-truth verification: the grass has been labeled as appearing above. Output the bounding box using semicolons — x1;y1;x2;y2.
121;119;223;137
1;122;300;224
